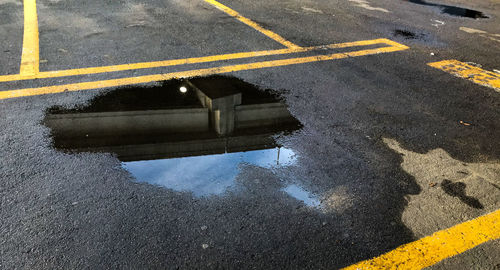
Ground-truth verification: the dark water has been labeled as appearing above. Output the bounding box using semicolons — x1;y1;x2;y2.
44;76;321;206
47;79;204;113
393;29;425;40
407;0;488;19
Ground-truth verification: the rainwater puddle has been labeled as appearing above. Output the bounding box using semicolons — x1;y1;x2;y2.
407;0;488;19
44;75;304;198
393;29;425;40
123;147;297;196
283;185;322;208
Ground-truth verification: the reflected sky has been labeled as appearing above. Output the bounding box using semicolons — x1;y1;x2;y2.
283;184;322;208
123;147;296;196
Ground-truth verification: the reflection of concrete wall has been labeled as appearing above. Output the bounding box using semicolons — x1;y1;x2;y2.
45;108;209;137
45;101;295;138
46;80;296;137
86;134;276;161
46;79;300;161
235;103;295;129
190;81;243;135
189;80;294;135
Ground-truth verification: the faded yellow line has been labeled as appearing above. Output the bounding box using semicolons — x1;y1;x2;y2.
428;60;500;91
0;41;408;100
203;0;300;49
343;209;500;270
0;38;405;83
20;0;39;76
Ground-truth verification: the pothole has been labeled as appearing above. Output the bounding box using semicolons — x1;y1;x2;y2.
44;75;307;198
407;0;489;19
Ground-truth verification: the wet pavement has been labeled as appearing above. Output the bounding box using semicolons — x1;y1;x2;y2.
406;0;489;19
1;0;500;269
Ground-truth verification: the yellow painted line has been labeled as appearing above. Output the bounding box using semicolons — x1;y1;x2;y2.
0;74;36;83
0;40;408;100
20;0;39;76
343;209;500;270
203;0;300;49
0;38;406;83
428;60;500;91
1;48;296;83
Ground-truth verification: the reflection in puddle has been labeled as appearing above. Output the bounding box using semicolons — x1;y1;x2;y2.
283;185;322;208
44;75;305;198
124;147;296;196
407;0;488;19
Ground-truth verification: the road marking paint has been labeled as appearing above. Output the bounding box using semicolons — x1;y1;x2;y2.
459;27;500;43
20;0;39;76
459;27;487;34
1;49;295;83
343;209;500;270
0;40;408;100
301;6;324;14
0;39;407;83
428;60;500;91
431;19;445;28
203;0;300;49
349;0;390;13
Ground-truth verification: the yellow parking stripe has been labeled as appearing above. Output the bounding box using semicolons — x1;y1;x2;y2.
19;0;39;75
428;60;500;91
1;48;295;83
203;0;300;49
0;40;408;100
0;39;407;83
343;209;500;270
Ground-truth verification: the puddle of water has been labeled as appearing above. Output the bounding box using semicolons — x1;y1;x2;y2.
44;75;303;197
407;0;489;19
124;147;296;196
393;29;424;40
439;6;488;19
283;185;322;208
407;0;488;19
48;79;204;114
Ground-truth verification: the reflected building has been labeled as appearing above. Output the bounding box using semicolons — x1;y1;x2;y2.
44;76;302;196
45;75;301;162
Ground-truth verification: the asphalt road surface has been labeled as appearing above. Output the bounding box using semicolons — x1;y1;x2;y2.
1;0;499;269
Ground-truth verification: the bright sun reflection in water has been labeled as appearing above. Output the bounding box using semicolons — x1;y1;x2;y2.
123;147;296;197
